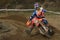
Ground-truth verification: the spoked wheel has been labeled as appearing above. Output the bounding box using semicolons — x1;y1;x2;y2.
44;27;54;38
39;26;54;38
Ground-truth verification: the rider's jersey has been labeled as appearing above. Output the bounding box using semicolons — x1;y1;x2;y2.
30;9;47;20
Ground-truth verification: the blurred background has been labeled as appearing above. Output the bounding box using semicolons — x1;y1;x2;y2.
0;0;60;11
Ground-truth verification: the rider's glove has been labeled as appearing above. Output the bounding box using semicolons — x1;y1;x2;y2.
29;16;33;21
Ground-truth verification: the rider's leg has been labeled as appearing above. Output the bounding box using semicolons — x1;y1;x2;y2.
42;18;49;26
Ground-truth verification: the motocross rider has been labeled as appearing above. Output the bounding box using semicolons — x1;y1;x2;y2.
25;7;49;34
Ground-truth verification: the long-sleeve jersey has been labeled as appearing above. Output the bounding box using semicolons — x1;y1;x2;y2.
30;9;47;20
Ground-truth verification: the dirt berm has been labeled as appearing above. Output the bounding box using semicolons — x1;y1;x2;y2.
0;14;60;40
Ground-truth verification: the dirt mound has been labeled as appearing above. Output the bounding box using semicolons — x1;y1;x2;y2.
0;14;60;40
0;20;18;40
0;15;27;23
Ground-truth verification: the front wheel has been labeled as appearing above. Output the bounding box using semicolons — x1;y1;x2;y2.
45;27;54;38
39;26;54;38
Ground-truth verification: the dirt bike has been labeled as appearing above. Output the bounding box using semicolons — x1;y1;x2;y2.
26;17;54;38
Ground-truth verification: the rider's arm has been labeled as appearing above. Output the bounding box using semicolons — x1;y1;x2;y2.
42;9;47;13
29;11;36;21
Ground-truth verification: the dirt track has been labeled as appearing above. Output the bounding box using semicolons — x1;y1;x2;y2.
0;13;60;40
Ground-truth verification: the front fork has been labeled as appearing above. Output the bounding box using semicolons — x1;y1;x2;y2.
39;21;48;32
